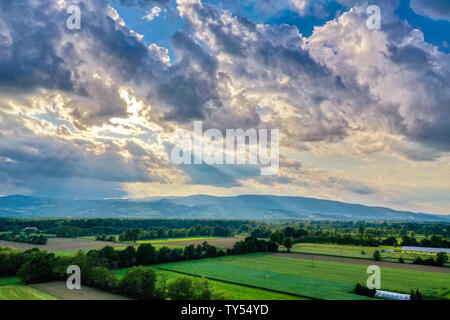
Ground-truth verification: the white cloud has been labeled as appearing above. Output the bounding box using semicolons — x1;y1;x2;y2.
143;6;162;21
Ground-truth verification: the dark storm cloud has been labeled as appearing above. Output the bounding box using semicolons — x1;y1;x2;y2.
179;0;356;142
0;0;220;127
0;0;73;93
385;43;450;152
152;31;222;122
0;119;153;183
388;45;430;68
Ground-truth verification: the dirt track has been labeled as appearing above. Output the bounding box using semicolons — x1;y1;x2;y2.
32;282;131;300
271;253;450;274
0;238;136;252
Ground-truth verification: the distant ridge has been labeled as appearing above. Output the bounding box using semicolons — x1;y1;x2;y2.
0;194;448;222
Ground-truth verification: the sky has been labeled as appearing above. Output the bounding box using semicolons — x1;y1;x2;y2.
0;0;449;214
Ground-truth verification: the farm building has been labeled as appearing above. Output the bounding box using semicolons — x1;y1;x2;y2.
375;290;410;300
401;246;450;254
21;227;39;232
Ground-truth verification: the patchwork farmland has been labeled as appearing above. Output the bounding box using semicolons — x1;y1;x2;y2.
0;219;449;301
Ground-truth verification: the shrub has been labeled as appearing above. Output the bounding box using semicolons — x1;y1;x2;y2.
119;266;157;300
410;289;423;300
88;266;117;291
354;283;376;297
373;250;381;261
17;251;57;284
167;276;215;300
436;252;448;267
167;277;194;300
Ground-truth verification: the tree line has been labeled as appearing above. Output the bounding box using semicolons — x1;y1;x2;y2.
0;232;47;245
1;219;447;244
401;235;450;248
265;226;450;248
413;252;448;267
116;225;233;242
251;221;449;240
0;218;255;238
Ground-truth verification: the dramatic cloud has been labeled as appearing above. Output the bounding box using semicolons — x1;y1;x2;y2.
410;0;450;21
0;0;448;213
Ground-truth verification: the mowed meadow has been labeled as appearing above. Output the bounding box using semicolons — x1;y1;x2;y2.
0;277;58;300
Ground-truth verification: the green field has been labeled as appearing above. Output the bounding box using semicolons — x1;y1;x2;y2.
137;237;221;244
0;286;59;300
0;277;58;300
289;243;450;266
153;253;450;300
77;236;98;241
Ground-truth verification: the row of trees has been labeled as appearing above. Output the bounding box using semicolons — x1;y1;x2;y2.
265;226;450;249
1;219;448;241
252;222;449;241
413;252;448;267
401;235;450;248
95;234;117;242
0;218;253;238
87;237;278;269
269;231;294;252
86;242;226;269
0;232;47;245
268;227;382;247
117;226;233;243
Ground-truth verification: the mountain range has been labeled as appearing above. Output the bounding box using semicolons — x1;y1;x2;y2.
0;194;448;222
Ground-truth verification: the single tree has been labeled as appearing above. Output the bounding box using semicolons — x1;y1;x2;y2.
436;252;448;267
283;237;294;253
373;250;381;261
270;231;285;244
136;244;157;265
119;266;157;299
